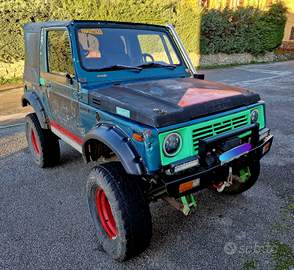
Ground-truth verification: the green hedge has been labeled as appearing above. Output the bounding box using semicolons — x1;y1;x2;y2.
0;0;201;63
0;0;50;63
200;2;288;56
0;0;288;64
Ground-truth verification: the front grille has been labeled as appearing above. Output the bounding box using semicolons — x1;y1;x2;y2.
192;113;249;152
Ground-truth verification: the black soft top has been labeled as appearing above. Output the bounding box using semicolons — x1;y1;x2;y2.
23;20;165;85
23;21;73;85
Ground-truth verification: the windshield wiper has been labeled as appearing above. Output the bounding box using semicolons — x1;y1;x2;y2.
96;65;142;72
138;62;177;70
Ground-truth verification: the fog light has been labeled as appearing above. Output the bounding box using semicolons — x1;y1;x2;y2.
259;128;270;141
174;159;199;173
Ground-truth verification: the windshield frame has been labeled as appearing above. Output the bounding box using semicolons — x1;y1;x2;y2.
74;24;183;73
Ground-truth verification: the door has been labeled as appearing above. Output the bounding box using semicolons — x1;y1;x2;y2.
42;28;83;146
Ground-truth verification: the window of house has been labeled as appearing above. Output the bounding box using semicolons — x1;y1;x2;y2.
290;27;294;41
202;0;210;8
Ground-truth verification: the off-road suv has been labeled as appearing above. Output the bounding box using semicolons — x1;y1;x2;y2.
22;20;273;261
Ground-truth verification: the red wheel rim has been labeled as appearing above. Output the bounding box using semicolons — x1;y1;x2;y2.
31;129;40;156
96;188;117;238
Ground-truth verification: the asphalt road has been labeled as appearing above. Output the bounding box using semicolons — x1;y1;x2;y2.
1;60;294;270
0;84;33;117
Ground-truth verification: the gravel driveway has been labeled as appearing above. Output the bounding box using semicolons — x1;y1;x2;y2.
0;60;293;270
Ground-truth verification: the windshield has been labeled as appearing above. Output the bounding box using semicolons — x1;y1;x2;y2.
76;27;181;71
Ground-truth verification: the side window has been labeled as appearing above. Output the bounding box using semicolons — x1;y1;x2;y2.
47;30;75;76
137;34;180;65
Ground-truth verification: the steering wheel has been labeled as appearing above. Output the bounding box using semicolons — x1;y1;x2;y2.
131;53;154;65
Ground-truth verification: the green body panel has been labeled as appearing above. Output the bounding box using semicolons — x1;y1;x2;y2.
159;105;265;166
40;77;45;85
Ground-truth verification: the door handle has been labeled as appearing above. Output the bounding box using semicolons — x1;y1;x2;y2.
45;82;51;88
73;90;82;99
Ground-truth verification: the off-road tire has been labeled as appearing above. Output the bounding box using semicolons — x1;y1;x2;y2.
87;162;152;262
223;161;260;194
25;113;60;168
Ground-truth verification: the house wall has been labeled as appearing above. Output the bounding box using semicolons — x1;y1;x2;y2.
282;1;294;49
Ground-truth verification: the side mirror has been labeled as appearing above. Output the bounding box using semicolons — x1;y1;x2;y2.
194;74;205;80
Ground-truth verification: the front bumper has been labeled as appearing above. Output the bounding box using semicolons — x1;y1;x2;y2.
161;131;273;199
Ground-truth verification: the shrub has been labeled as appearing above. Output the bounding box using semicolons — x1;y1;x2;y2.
0;0;51;63
200;2;288;56
0;0;288;64
0;76;22;85
0;0;202;63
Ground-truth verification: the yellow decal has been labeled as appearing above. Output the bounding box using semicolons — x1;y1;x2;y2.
81;29;103;35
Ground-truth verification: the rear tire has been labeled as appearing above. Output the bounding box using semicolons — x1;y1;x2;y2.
25;113;60;167
222;161;260;195
87;162;152;262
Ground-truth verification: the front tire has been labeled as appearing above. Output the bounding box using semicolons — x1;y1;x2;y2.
25;113;60;167
87;162;152;262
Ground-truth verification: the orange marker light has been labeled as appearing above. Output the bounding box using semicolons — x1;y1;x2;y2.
179;181;193;193
133;133;143;142
262;143;270;154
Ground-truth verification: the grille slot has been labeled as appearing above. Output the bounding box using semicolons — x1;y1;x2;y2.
192;113;249;152
92;97;101;107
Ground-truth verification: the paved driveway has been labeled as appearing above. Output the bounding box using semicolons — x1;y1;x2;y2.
0;60;294;270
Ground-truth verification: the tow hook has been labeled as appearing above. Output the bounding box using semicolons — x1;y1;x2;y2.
214;167;233;192
213;166;251;192
161;193;197;215
214;181;230;192
181;194;197;215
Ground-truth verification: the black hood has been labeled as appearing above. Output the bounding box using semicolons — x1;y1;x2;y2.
88;77;260;128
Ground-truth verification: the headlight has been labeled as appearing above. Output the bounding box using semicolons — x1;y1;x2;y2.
250;109;259;123
163;132;182;157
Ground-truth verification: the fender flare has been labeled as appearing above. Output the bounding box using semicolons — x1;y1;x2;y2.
22;91;49;129
82;123;146;175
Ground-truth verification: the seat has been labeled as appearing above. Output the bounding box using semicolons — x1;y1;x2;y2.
79;34;108;69
102;35;130;66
